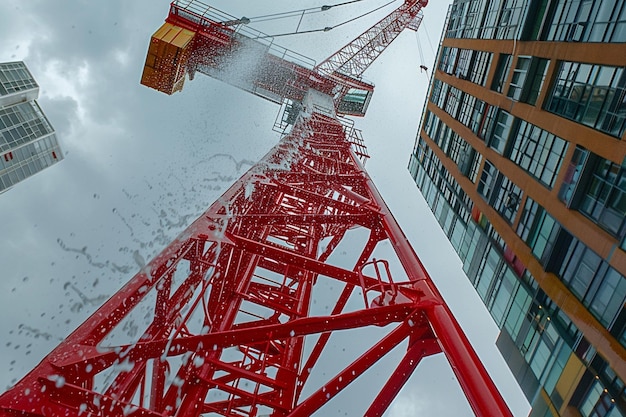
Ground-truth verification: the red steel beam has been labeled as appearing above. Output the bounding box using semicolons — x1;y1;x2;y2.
0;109;512;417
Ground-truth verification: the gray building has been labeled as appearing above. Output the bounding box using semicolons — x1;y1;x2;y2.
409;0;626;416
0;61;63;192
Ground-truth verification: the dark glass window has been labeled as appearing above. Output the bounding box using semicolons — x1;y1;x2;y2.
430;79;443;105
458;93;476;127
444;86;462;118
508;121;569;189
0;62;38;94
517;197;541;243
468;51;492;86
543;0;626;43
468;150;483;183
521;58;550;105
545;0;594;41
529;207;559;264
585;267;626;328
438;47;458;74
492;54;512;93
469;99;486;134
559;146;590;205
578;158;626;239
546;61;626;138
478;160;522;224
561;242;602;299
456;49;473;79
488;110;514;154
438;47;492;86
446;0;472;38
478;160;498;200
479;104;498;140
492;176;523;224
508;56;532;101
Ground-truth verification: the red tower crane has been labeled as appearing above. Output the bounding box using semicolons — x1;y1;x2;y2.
0;1;513;416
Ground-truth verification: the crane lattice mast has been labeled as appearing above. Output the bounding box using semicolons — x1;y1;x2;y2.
0;1;514;416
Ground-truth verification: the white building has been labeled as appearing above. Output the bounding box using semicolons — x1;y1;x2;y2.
0;61;63;192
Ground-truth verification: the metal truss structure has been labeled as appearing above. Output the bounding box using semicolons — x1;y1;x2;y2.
314;0;426;78
0;1;515;416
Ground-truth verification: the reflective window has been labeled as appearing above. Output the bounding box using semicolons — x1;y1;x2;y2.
468;51;492;86
447;0;472;38
504;283;532;339
517;197;541;243
578;377;623;417
524;58;550;105
0;62;38;95
488;110;514;154
477;160;523;224
508;57;532;101
546;61;626;138
430;79;444;106
580;378;605;416
490;268;518;327
561;242;602;299
492;176;523;224
508;121;569;189
585;267;626;327
478;160;498;200
444;86;462;117
457;93;476;128
492;54;512;93
477;246;502;300
447;0;528;40
542;0;626;43
438;47;459;75
480;104;498;140
579;158;626;239
524;202;559;264
0;102;54;152
468;147;483;183
559;146;590;205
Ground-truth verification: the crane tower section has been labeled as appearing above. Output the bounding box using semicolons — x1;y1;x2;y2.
0;1;514;416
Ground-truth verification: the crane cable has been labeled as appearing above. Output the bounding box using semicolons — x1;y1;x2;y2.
254;0;399;39
242;0;369;24
415;20;436;74
416;31;427;72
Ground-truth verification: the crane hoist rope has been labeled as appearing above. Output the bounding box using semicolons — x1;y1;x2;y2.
251;0;400;38
416;31;427;72
420;18;437;56
415;19;436;74
240;0;373;24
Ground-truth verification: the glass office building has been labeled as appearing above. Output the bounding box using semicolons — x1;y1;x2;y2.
409;1;626;416
0;61;63;193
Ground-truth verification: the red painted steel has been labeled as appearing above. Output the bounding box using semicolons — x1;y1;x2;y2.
0;2;515;416
0;109;513;417
314;0;427;79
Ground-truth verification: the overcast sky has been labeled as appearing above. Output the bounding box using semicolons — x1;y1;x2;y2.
0;1;530;415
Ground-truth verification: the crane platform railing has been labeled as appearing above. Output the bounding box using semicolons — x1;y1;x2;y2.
168;0;317;71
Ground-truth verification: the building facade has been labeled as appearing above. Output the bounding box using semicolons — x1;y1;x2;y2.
0;61;63;193
409;0;626;416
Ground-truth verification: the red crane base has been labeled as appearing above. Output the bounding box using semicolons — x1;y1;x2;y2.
0;108;512;417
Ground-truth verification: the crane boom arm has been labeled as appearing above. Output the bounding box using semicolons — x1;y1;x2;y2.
315;0;427;79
